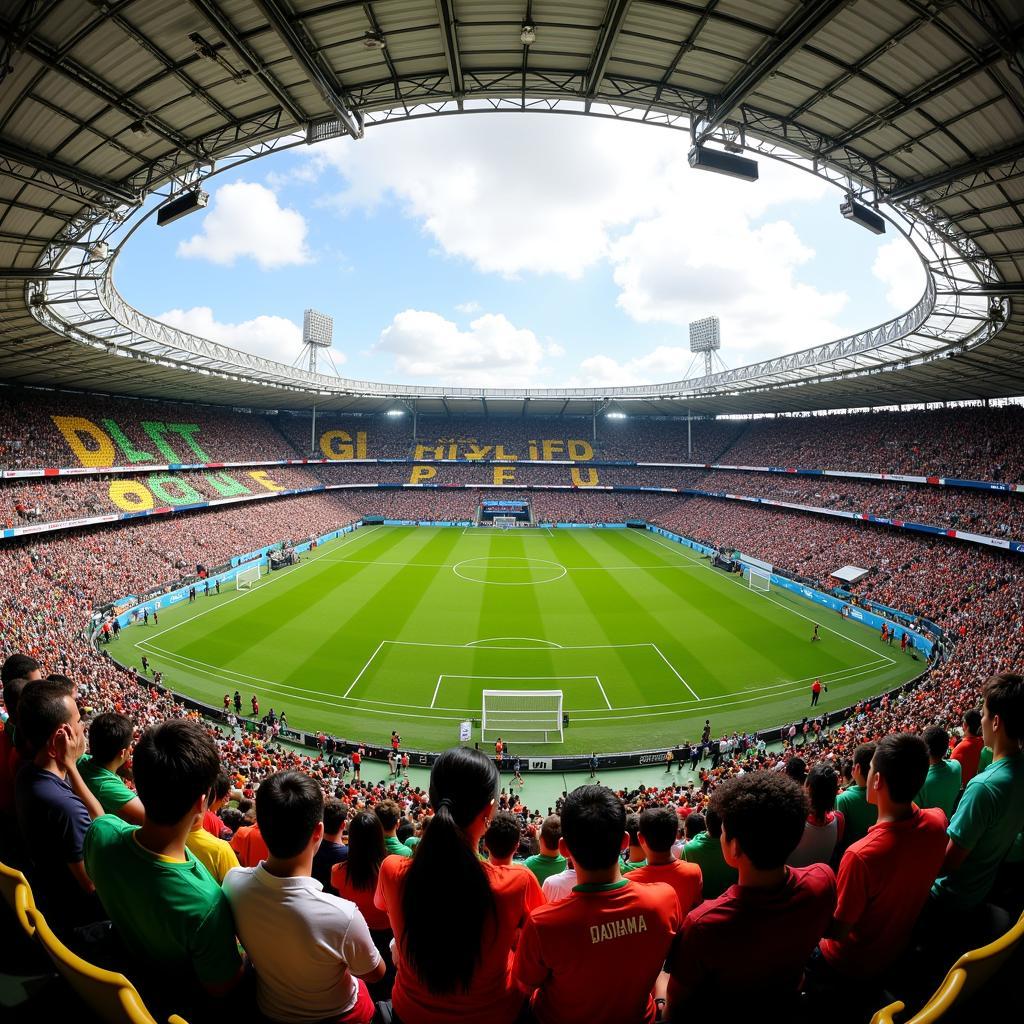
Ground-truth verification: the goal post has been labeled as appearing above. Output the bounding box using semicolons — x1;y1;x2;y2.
747;566;771;593
481;690;564;743
493;515;518;528
235;565;263;590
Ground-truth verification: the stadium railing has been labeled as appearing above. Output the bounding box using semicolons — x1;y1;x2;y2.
25;905;190;1024
869;907;1024;1024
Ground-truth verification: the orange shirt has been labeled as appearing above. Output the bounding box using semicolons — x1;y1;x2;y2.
332;861;390;931
375;854;543;1024
229;823;269;867
628;859;703;914
513;879;682;1024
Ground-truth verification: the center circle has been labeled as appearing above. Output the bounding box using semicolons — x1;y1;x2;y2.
452;556;568;586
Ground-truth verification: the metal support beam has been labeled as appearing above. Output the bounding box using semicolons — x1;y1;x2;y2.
434;0;464;100
252;0;363;137
887;141;1024;203
188;0;308;128
585;0;632;101
0;139;137;205
694;0;846;144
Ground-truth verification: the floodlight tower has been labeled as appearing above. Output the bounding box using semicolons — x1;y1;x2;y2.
300;309;334;454
688;315;722;377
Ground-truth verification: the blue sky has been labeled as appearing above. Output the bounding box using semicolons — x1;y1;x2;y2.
117;114;924;388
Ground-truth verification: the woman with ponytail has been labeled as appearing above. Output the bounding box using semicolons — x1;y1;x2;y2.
374;746;543;1023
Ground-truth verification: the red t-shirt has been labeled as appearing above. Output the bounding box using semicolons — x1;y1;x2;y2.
820;806;948;975
332;861;390;930
513;879;681;1024
375;854;543;1024
951;735;983;785
229;823;269;867
626;859;703;915
202;809;225;838
0;726;21;816
670;864;836;1003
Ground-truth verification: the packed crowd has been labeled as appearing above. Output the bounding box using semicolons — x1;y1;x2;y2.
2;653;1021;1024
697;470;1024;539
0;466;324;528
0;389;296;469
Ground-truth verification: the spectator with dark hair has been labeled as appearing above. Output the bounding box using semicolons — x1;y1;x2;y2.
230;803;270;868
681;806;738;901
1;652;41;686
79;712;145;823
932;673;1024;913
836;743;878;850
485;811;524;866
225;772;383;1024
513;785;682;1024
332;809;394;998
525;814;566;883
621;812;645;874
374;798;412;859
815;734;947;986
667;773;836;1016
84;719;242;1002
784;755;807;786
628;805;703;915
374;746;542;1024
788;763;844;868
14;677;104;935
951;709;985;785
313;798;350;893
916;725;961;820
202;772;233;839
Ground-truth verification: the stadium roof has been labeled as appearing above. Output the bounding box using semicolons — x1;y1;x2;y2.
0;0;1021;417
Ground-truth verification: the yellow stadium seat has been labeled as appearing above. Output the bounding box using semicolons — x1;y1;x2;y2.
25;906;189;1024
0;859;36;940
870;907;1024;1024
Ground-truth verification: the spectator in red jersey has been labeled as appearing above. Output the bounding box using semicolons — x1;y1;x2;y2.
230;813;270;868
810;733;947;992
513;784;682;1024
627;805;703;915
951;708;985;785
666;772;836;1017
374;746;543;1024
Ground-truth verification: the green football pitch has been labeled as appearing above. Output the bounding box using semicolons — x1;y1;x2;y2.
109;525;922;754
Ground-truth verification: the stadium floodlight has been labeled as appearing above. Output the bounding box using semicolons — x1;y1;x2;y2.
387;408;405;417
156;189;208;227
840;196;886;235
303;309;333;351
688;145;759;182
689;315;723;377
520;23;536;44
362;31;386;49
606;411;627;420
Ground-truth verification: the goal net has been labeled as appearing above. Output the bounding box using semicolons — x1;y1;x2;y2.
235;565;262;590
481;690;563;743
748;566;771;593
493;515;518;529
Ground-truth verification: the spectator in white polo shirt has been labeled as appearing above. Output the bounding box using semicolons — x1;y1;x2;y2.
223;771;385;1024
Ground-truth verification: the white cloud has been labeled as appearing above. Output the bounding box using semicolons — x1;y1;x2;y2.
455;300;481;314
571;346;694;387
157;305;346;369
177;181;310;269
374;309;547;386
872;237;927;310
546;341;566;358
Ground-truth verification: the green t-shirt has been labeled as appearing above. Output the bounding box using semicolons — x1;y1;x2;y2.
404;835;421;852
83;815;241;986
385;835;413;858
979;746;993;773
916;759;962;821
78;755;136;813
621;858;646;875
836;784;878;846
524;852;567;884
682;832;738;900
932;754;1024;910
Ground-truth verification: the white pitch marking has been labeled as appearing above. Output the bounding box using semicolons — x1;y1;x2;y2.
650;642;699;701
343;640;386;698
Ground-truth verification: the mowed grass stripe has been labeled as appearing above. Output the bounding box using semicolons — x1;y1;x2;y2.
115;527;923;753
